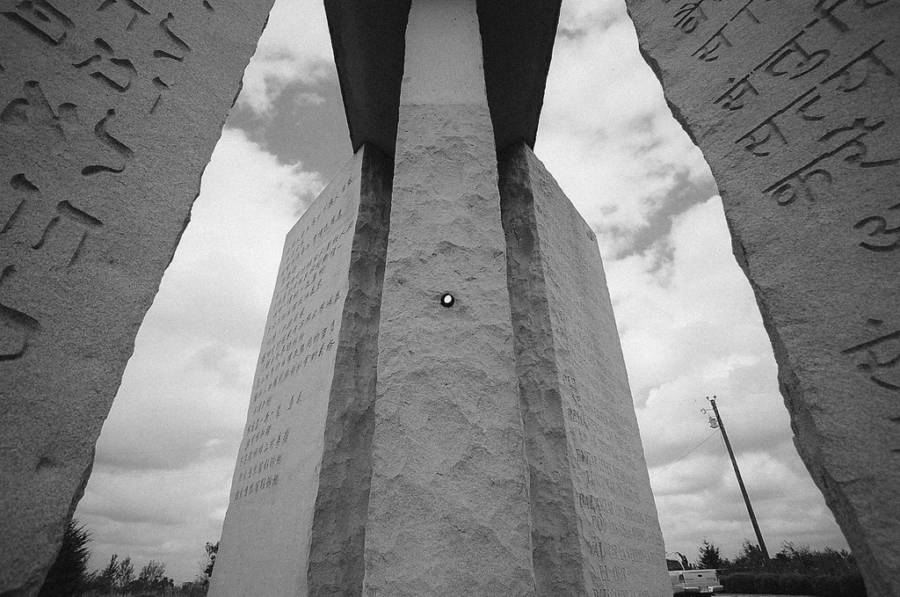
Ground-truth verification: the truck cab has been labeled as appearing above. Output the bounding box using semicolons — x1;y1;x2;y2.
666;552;724;594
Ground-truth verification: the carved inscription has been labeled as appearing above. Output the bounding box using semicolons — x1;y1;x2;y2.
0;2;282;593
697;2;892;110
1;1;211;369
97;0;150;30
842;319;900;392
685;3;900;239
0;171;104;360
0;265;39;361
853;201;900;251
561;370;663;594
667;0;900;411
73;38;138;93
230;189;354;504
3;0;198;126
631;0;900;590
2;0;73;46
725;42;897;206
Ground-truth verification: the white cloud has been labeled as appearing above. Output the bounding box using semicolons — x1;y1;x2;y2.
608;198;770;400
537;2;711;258
558;0;624;33
237;0;335;114
77;459;235;582
77;128;322;581
608;199;847;560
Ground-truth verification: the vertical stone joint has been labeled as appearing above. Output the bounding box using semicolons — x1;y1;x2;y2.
307;144;393;596
499;142;590;595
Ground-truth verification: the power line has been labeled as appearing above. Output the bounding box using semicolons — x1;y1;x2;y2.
654;429;719;474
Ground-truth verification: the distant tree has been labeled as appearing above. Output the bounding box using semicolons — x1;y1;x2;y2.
731;540;768;568
696;539;728;570
774;541;858;574
116;556;135;591
128;560;175;593
200;541;219;587
38;519;92;597
720;542;865;596
96;554;119;593
138;560;167;585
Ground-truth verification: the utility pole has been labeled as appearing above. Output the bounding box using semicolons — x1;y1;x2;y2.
707;395;770;562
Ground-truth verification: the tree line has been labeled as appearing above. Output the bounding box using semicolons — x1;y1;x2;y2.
688;538;866;596
43;519;866;597
38;519;218;597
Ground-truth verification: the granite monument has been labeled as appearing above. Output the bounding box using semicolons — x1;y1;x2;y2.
212;0;670;595
626;1;900;595
0;1;274;594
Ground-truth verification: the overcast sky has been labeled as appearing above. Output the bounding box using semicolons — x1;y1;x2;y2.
74;0;848;583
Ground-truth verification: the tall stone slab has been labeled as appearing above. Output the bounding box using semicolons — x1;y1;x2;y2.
210;144;392;597
363;0;536;593
0;2;273;594
213;1;672;593
500;143;670;597
625;1;900;594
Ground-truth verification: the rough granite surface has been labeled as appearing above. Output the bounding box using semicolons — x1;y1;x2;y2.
625;2;900;595
210;145;391;597
307;145;392;596
0;2;273;594
365;0;535;594
501;143;670;597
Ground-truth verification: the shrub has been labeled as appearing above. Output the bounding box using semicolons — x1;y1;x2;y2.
810;571;867;597
755;572;780;594
696;539;728;570
721;572;756;593
720;570;867;596
779;572;814;594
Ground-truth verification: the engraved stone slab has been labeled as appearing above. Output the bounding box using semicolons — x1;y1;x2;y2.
362;0;535;593
625;1;900;594
501;143;670;597
210;144;391;597
0;2;273;593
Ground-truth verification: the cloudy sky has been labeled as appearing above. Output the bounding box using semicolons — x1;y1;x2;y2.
74;0;848;582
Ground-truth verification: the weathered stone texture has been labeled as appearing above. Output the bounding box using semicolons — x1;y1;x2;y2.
501;143;670;597
0;2;273;594
307;145;392;596
210;145;391;597
363;0;535;594
626;1;900;594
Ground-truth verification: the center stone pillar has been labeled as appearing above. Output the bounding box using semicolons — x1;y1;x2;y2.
362;0;536;594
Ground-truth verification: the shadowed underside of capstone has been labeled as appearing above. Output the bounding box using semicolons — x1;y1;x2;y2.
324;0;562;154
213;0;669;595
0;2;275;595
625;2;900;596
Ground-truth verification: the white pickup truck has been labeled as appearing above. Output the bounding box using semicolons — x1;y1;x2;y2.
666;553;724;594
